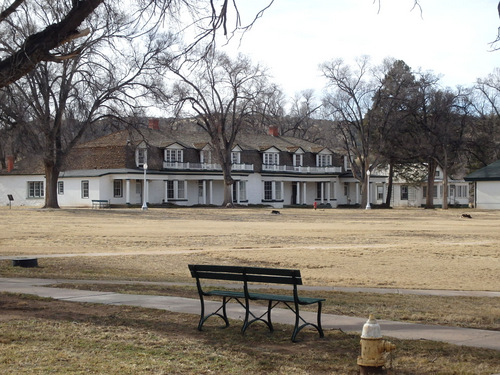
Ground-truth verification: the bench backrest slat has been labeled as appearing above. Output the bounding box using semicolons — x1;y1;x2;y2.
188;264;303;286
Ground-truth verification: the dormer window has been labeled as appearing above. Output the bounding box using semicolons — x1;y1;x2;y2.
316;152;332;167
231;151;241;164
231;145;242;164
263;150;279;165
201;149;211;164
164;145;183;163
136;147;147;167
293;151;304;167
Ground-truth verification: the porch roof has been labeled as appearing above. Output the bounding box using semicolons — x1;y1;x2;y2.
465;160;500;181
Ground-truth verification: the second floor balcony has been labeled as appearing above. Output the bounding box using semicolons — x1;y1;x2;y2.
262;164;342;174
163;161;254;172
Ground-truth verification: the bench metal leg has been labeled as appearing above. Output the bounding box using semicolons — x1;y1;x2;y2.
241;300;274;334
289;301;324;342
197;295;230;331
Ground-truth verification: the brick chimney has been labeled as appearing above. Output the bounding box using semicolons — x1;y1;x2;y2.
268;126;279;137
6;156;14;172
148;118;160;130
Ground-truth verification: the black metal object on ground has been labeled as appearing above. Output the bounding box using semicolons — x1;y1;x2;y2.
12;258;38;267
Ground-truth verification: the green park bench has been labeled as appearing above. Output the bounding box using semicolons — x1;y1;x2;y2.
188;264;325;342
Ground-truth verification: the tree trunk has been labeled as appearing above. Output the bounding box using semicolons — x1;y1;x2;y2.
384;162;394;207
425;160;437;209
442;150;449;210
43;161;60;209
360;179;367;208
221;159;234;207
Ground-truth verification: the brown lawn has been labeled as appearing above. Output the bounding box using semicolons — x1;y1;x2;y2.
0;206;499;291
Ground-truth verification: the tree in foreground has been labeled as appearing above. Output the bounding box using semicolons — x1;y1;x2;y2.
0;0;274;88
0;1;171;208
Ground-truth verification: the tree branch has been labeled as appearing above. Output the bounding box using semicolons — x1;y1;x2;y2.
0;0;104;88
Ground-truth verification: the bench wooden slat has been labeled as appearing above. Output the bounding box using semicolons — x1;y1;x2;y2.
246;274;301;285
192;271;247;283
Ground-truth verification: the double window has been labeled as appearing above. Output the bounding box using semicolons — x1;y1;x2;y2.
232;181;247;202
165;149;183;163
317;154;332;167
27;181;44;198
263;181;282;201
263;152;279;165
166;180;186;200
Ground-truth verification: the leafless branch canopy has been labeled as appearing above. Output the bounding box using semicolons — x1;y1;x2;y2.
0;0;274;88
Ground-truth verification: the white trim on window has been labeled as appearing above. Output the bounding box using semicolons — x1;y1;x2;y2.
81;180;89;199
57;181;64;195
27;181;44;198
136;148;147;167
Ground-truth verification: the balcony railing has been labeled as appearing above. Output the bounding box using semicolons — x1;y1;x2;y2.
163;161;254;172
162;161;340;174
262;164;342;174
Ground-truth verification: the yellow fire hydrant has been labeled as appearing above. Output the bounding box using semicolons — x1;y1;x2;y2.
357;315;396;374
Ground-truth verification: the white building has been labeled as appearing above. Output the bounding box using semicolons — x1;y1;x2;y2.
0;126;354;208
465;159;500;209
389;166;470;208
1;125;471;209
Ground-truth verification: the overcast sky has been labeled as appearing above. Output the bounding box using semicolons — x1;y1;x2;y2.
218;0;500;99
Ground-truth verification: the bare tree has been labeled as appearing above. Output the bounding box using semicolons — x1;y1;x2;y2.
404;74;470;209
280;90;322;142
0;1;171;208
0;0;274;88
167;50;271;206
472;69;500;165
321;56;380;208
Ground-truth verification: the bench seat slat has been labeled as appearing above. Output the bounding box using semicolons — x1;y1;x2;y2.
206;290;245;298
248;292;325;305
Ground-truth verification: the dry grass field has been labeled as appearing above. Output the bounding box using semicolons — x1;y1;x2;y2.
1;206;500;374
0;206;499;291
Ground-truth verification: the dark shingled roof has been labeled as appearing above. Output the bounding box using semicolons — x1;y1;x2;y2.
465;160;500;181
2;128;338;175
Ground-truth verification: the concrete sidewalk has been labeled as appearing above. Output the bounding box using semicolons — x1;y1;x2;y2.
1;277;499;351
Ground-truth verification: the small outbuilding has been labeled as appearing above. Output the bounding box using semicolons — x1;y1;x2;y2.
465;159;500;209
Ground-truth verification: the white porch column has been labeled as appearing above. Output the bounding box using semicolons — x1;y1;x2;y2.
280;181;284;201
235;181;240;204
145;179;149;204
209;180;213;204
164;180;168;203
327;182;331;202
321;182;325;203
356;182;360;204
296;182;301;204
202;180;207;205
125;179;131;205
303;182;307;204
